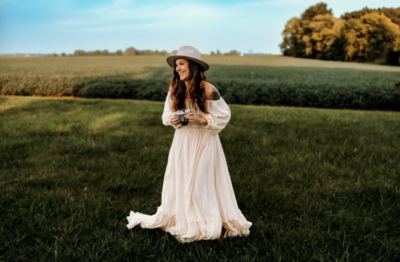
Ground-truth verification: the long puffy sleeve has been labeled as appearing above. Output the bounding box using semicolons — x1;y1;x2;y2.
203;97;231;136
162;92;182;129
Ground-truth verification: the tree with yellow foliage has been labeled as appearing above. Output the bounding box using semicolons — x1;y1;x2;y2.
280;3;344;60
280;17;305;57
280;3;400;65
344;12;400;63
308;14;344;59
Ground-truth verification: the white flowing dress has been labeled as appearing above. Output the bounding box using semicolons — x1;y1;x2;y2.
126;92;252;243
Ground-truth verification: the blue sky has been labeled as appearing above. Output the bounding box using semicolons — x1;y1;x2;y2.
0;0;398;54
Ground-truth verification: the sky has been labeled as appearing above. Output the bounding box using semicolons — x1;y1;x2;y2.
0;0;399;55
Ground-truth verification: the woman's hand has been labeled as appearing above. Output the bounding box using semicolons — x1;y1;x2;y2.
170;115;180;125
185;113;207;125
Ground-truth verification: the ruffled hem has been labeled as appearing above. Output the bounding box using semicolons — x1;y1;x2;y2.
126;210;251;243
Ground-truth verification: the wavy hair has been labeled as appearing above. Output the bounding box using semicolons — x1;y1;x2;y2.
170;59;209;114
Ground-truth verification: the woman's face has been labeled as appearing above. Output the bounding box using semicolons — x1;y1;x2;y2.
175;58;190;81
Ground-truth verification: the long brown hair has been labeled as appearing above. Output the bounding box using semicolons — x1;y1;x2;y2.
170;59;209;113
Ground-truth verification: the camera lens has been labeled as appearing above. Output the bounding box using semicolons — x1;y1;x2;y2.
181;117;189;126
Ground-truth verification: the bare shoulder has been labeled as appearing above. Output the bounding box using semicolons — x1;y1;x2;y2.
203;81;221;101
168;86;173;94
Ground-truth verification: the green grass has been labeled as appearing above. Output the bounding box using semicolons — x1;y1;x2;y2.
1;96;400;261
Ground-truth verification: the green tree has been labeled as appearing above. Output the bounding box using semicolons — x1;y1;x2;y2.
223;50;240;55
74;50;86;56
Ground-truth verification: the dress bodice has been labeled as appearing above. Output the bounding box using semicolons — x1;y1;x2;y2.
162;93;231;136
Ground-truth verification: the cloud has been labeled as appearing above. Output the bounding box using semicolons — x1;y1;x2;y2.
57;0;400;33
56;0;400;41
57;0;231;29
76;22;164;33
3;0;399;53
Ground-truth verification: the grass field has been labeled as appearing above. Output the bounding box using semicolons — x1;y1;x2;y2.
1;96;400;261
2;55;400;75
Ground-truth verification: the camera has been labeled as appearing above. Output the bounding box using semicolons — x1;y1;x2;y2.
173;109;191;126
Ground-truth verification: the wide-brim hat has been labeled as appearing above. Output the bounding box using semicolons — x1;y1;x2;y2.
166;46;210;71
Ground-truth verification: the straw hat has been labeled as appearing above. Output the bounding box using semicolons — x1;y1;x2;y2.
166;46;210;71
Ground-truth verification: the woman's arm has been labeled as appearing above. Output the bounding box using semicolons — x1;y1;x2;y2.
161;89;182;129
204;82;221;101
202;82;231;135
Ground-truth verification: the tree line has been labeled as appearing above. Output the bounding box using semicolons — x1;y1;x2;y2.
280;3;400;65
46;48;242;57
73;47;169;56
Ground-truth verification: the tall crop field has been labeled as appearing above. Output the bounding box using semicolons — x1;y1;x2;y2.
1;56;400;110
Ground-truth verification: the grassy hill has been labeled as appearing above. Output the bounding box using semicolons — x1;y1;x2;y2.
1;96;399;261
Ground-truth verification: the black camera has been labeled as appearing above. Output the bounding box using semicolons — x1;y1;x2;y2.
173;109;191;126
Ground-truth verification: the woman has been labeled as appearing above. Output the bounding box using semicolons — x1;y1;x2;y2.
126;46;252;243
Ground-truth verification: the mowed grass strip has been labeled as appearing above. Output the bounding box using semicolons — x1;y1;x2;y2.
1;96;400;261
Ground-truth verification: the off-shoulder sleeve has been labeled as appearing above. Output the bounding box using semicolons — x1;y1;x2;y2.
203;97;231;135
161;92;182;129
